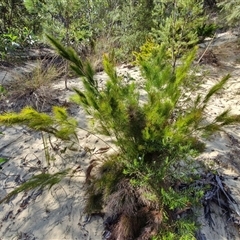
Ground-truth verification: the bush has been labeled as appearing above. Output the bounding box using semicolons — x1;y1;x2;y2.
217;0;240;27
0;34;239;238
133;39;161;64
151;0;207;69
42;36;239;238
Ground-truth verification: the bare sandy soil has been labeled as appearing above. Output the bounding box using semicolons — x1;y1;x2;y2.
0;32;240;240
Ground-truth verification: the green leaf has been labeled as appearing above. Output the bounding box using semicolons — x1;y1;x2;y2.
0;157;7;165
0;85;6;94
0;169;69;204
202;74;230;107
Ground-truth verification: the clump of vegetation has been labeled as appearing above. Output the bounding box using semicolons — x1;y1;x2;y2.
0;56;67;112
133;39;161;64
29;36;238;239
0;38;239;239
1;0;240;239
217;0;240;27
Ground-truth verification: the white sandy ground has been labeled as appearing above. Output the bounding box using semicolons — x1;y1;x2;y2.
0;32;240;239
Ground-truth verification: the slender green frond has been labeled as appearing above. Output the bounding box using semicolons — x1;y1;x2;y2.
0;106;77;140
103;55;118;84
85;61;97;88
0;170;69;204
220;114;240;126
70;65;85;77
175;47;197;84
71;88;88;106
214;109;231;122
0;107;54;129
202;75;230;107
47;35;84;74
53;106;69;122
201;123;221;134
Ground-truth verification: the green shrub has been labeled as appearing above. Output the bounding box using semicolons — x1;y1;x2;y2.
41;36;239;238
151;0;206;69
0;26;239;239
217;0;240;27
133;39;161;64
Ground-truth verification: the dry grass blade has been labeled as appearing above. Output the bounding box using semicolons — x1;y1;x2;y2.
105;179;137;217
109;214;135;240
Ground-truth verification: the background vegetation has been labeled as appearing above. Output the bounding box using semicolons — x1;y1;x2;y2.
1;0;238;62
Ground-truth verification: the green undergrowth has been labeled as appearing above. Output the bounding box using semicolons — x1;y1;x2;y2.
0;34;239;239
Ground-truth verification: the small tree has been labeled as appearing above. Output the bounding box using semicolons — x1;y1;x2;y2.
49;36;240;238
217;0;240;27
151;0;206;69
0;1;239;237
0;0;40;59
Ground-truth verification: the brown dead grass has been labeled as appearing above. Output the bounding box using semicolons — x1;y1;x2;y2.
104;179;162;240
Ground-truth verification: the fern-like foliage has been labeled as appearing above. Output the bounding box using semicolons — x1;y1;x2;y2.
0;106;77;204
46;39;240;238
0;169;69;204
217;0;240;26
47;36;240;177
0;106;78;140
